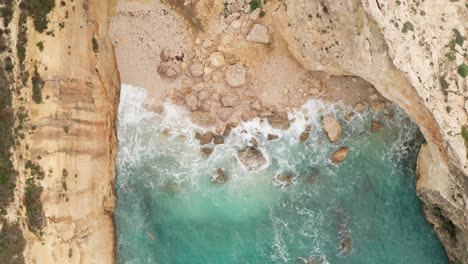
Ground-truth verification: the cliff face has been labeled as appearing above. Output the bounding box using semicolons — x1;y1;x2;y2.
9;0;119;263
269;0;467;262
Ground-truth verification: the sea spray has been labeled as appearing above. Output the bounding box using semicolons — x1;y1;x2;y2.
116;84;447;264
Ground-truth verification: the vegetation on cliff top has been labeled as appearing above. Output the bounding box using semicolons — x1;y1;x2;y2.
19;0;55;33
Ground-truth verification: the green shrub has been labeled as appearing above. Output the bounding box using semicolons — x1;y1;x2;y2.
458;63;468;78
92;37;99;53
36;41;44;51
402;21;414;33
250;0;261;10
19;0;56;33
32;67;43;104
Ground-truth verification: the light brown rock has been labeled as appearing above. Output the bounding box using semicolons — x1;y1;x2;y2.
330;147;350;164
371;121;383;132
225;63;247;87
199;132;214;145
247;24;270;44
190;63;204;78
269;112;290;130
322;115;343;143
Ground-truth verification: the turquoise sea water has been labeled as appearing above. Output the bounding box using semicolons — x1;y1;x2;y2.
115;84;448;264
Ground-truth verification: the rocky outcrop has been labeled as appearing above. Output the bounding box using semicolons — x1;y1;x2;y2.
330;147;350;164
238;146;267;171
270;0;467;261
9;0;119;263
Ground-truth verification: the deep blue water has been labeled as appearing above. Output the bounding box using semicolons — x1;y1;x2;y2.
115;85;448;264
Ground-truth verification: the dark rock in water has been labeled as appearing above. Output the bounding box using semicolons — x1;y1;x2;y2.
275;172;295;186
250;137;259;147
161;182;182;193
195;132;201;140
309;167;320;176
371;121;383;132
269;112;290;130
330;147;349;163
201;147;213;156
340;237;352;254
305;125;312;132
213;135;224;144
199;132;213;145
238;146;267;171
267;134;279;140
299;132;310;142
211;168;228;183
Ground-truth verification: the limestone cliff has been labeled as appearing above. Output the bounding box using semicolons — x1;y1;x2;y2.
266;0;467;262
7;0;119;263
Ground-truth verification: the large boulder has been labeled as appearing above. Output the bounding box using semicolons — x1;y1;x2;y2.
225;63;247;87
199;132;213;145
322;115;342;143
238;146;267;171
330;147;349;164
269;112;290;130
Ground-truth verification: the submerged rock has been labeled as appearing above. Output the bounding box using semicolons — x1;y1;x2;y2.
201;147;213;156
299;132;310;142
322;115;343;143
211;168;228;183
330;147;349;163
274;172;295;186
371;121;383;132
340;237;352;254
238;146;267;171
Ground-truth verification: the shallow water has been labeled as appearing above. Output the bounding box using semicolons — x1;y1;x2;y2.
115;84;448;264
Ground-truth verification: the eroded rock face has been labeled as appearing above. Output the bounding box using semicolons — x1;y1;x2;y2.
269;112;290;130
322;115;343;143
272;1;467;260
238;146;267;171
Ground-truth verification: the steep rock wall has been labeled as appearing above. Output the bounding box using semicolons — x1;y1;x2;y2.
268;0;467;262
10;0;119;263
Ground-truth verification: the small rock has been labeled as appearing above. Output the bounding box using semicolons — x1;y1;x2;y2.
211;168;228;183
322;115;342;143
345;112;354;121
195;132;201;140
247;24;270;44
371;121;383;132
202;39;213;49
305;125;312;132
299;132;310;142
226;12;241;24
330;147;349;164
190;63;204;77
209;52;226;68
267;134;279;140
370;101;385;112
160;48;171;62
221;92;240;107
213;135;225;144
353;102;366;113
201;147;213;156
185;93;199;111
199;132;214;145
250;100;262;111
250;9;261;20
269;112;290;130
157;62;180;79
180;62;188;70
238;146;267;171
225;63;247;87
274;172;294;186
